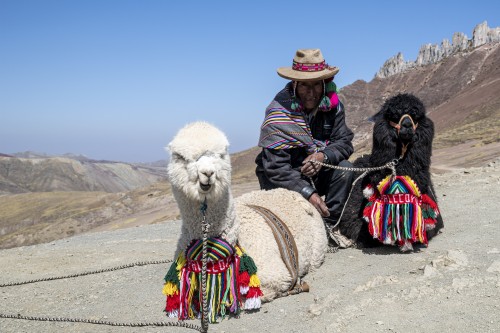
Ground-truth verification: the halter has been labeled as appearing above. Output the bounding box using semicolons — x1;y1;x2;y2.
389;114;418;158
389;114;418;135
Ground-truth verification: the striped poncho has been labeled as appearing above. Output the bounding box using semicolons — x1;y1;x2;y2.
258;82;337;154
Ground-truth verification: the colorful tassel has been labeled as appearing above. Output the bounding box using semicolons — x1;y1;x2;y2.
362;176;440;246
162;238;261;322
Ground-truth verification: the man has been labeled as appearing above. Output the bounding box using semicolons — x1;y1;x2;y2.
255;49;354;243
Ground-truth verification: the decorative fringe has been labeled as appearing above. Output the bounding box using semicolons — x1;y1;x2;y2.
162;238;262;322
238;252;263;310
362;175;440;246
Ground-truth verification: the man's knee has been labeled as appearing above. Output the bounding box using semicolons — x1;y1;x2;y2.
339;160;353;168
337;160;354;183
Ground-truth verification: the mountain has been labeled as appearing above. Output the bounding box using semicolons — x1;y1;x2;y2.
0;151;261;249
0;155;167;194
339;23;500;168
1;22;499;250
376;21;500;78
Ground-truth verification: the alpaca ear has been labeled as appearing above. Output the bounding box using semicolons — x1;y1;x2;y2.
165;143;172;154
369;110;384;123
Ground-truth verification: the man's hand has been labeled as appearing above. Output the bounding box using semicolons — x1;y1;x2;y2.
308;193;330;217
301;152;325;177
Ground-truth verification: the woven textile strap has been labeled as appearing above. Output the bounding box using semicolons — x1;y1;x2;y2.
246;204;299;291
292;60;327;71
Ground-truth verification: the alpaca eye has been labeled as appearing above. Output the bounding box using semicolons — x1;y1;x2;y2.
172;153;186;162
219;153;226;159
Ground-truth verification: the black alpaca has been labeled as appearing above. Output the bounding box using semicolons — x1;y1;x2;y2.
339;93;444;249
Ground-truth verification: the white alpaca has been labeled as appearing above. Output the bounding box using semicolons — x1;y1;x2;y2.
164;121;327;318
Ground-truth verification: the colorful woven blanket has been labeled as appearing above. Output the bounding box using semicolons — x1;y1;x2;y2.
163;237;262;323
362;175;440;246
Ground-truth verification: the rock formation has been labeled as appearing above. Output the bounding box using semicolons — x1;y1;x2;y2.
376;21;500;78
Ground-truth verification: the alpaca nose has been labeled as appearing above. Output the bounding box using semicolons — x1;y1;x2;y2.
401;117;413;128
202;170;214;178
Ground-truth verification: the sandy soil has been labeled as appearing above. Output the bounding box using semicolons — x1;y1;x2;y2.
0;160;499;333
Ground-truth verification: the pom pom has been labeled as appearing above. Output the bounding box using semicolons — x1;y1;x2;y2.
240;285;249;295
249;274;261;288
162;281;179;296
238;271;250;286
246;286;263;299
328;92;339;108
239;254;258;275
165;293;180;312
244;296;262;310
363;185;374;199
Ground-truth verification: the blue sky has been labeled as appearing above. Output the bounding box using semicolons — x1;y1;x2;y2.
1;1;498;162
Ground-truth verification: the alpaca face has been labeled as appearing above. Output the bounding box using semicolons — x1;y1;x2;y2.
166;122;232;202
381;93;425;144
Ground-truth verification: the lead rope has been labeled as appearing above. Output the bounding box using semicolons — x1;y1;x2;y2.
307;158;399;232
0;202;214;333
0;257;205;332
200;197;210;333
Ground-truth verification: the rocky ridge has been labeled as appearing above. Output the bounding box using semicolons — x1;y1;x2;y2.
376;21;500;78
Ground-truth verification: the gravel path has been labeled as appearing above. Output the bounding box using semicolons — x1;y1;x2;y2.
1;162;499;333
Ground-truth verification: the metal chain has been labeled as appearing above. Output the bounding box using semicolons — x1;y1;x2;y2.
0;259;172;287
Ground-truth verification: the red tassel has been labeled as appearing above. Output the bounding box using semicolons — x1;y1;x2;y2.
424;217;436;225
238;271;250;286
422;194;439;210
246;287;263;299
363;205;372;219
165;293;180;312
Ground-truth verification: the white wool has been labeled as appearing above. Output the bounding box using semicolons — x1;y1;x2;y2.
363;186;374;199
244;297;262;310
240;286;249;295
167;121;328;303
166;310;179;318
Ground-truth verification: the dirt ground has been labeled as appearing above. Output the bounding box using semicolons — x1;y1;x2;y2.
0;160;499;333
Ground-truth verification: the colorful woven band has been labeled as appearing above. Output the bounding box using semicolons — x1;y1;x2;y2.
292;60;327;72
185;255;235;274
380;193;422;205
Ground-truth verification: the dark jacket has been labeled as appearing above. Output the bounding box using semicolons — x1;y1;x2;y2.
255;84;354;199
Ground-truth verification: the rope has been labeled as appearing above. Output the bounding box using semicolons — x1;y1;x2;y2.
200;197;209;333
0;257;208;332
0;313;205;331
0;199;213;332
307;158;399;235
0;259;172;287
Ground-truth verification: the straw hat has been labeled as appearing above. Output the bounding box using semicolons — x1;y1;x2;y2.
277;49;339;82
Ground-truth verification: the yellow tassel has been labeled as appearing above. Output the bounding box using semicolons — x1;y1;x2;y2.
176;253;186;272
416;205;424;243
373;202;382;236
249;274;261;287
187;273;197;319
162;281;179;296
235;246;243;257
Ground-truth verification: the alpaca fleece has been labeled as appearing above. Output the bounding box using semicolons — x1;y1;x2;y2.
165;121;328;311
339;94;444;248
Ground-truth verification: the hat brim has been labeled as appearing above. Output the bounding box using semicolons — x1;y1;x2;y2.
277;66;339;82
